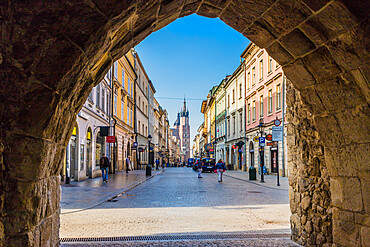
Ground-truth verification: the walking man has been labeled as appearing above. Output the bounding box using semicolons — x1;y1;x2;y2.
197;160;203;178
215;159;226;182
155;158;160;170
125;156;131;173
100;153;110;182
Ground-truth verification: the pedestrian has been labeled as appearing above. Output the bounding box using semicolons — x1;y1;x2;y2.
197;161;203;178
100;153;109;182
215;159;226;182
162;160;165;170
125;156;131;173
155;158;159;170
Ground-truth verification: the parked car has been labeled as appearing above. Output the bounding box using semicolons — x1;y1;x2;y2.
187;158;194;167
201;158;216;172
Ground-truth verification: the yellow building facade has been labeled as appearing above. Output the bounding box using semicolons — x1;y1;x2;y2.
112;51;136;171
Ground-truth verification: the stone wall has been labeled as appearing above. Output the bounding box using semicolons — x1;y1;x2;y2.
286;81;332;246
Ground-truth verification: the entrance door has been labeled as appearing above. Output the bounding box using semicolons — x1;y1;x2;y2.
271;148;278;173
70;135;77;181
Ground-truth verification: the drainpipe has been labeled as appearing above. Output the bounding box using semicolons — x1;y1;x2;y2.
214;95;217;160
243;62;248;171
110;60;116;174
282;75;286;177
133;51;139;170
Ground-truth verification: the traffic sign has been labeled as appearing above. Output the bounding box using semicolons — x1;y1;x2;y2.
274;119;281;127
133;142;138;147
253;136;259;142
266;134;272;141
259;137;265;146
272;126;283;141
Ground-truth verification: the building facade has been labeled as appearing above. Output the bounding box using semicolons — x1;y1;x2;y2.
243;43;287;176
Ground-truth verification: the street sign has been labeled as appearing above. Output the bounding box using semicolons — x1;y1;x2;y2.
138;147;144;152
266;134;272;141
259;137;265;146
272;126;283;141
106;136;116;143
253;136;259;142
274;119;281;126
133;142;138;147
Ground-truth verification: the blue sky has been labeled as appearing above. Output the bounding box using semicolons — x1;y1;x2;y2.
136;14;249;143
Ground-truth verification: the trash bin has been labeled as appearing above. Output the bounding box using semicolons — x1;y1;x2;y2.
249;166;256;180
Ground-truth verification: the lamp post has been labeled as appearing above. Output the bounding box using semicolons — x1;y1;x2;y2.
258;118;265;183
146;134;152;176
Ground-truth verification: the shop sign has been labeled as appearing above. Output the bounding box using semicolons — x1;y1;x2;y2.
266;142;273;146
266;134;272;141
253;136;259;142
138;147;144;152
106;136;116;143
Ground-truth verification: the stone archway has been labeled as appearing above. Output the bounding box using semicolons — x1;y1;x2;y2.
0;1;368;246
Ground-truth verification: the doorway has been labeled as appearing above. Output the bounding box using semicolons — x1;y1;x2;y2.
86;128;92;178
270;147;278;174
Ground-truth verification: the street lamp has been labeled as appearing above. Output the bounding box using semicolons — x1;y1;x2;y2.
257;118;265;183
146;134;152;176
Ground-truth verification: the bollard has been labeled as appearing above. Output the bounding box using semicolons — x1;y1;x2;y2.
249;166;256;180
146;164;152;176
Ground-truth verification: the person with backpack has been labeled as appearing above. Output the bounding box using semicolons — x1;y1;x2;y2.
100;153;110;182
215;159;226;182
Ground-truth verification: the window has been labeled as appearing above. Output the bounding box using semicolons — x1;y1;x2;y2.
232;89;235;103
239;112;243;131
268;56;273;73
138;97;140;108
252;100;256;121
259;60;263;81
276;62;280;68
276;84;281;110
106;68;112;85
239;83;242;98
247;103;251;124
131;82;133;95
233;116;236;134
121;69;125;88
88;88;93;102
228;119;230;136
252;67;256;86
107;94;110;115
259;95;264;117
121;100;124;121
145;126;147;136
127;104;129;124
227;94;230;107
142;124;144;135
128;77;130;95
247;72;251;89
268;89;273;114
138;121;141;133
96;85;100;108
114;94;117;116
101;88;105;112
114;61;118;79
130;109;133;126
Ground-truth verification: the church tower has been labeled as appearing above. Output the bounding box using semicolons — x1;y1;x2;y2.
174;98;190;163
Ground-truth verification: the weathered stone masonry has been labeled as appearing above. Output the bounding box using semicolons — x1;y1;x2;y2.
0;0;368;246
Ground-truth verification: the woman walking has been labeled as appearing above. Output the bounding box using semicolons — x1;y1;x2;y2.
215;159;226;182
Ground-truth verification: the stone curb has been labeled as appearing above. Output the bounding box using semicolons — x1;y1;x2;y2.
224;174;288;191
61;170;164;214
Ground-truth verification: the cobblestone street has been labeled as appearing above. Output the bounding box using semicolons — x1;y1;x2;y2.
60;167;295;246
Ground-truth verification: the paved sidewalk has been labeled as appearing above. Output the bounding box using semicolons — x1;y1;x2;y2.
61;169;163;213
224;170;289;191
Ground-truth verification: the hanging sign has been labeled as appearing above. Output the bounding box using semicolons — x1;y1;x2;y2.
253;136;259;142
106;136;116;143
259;137;265;146
266;134;272;141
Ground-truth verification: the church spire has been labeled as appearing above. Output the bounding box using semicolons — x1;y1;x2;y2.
183;96;186;112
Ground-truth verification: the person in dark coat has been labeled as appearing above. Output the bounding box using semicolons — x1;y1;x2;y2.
100;153;110;182
215;159;226;182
